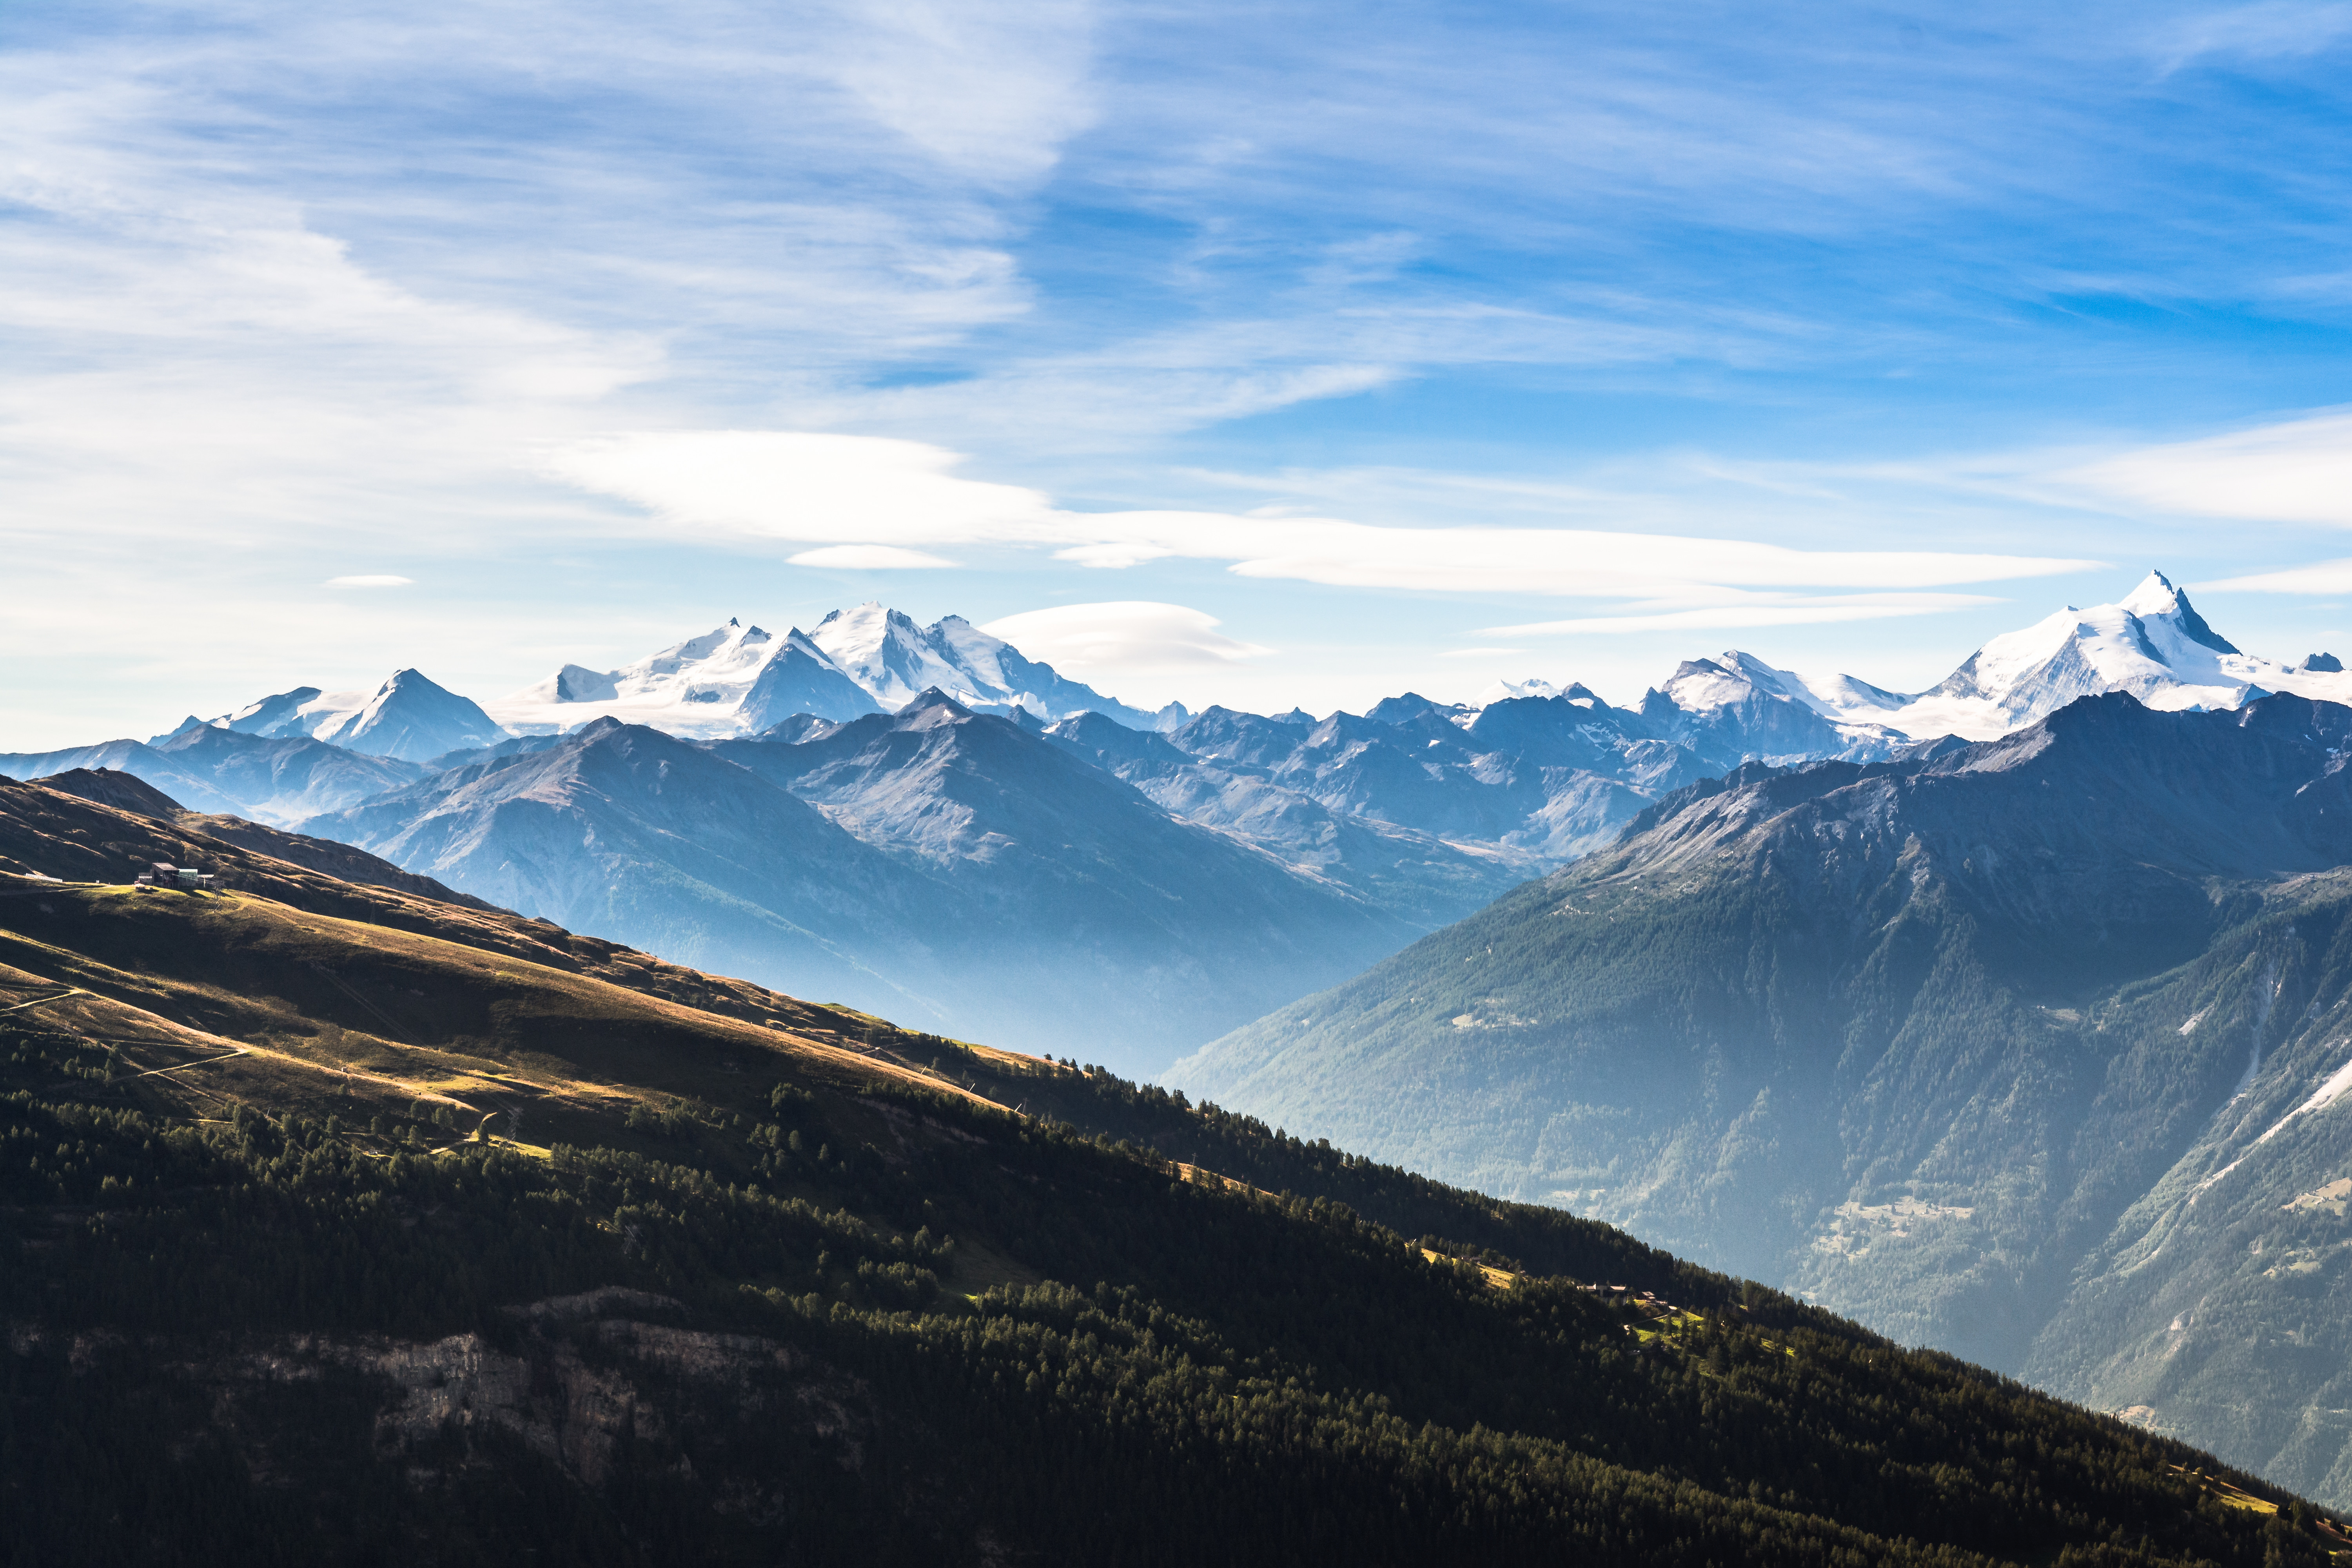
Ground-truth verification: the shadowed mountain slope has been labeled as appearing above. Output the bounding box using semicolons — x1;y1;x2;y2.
2;726;424;825
305;717;957;1025
713;691;1420;1064
1171;692;2352;1507
29;766;187;817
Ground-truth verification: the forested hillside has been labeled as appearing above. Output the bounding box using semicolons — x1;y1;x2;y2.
1;778;2344;1564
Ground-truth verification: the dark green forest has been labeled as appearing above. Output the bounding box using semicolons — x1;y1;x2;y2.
5;1004;2346;1567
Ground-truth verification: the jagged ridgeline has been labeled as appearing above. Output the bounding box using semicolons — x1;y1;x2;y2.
1;777;2343;1566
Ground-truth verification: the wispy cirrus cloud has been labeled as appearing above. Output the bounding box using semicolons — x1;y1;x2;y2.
1482;594;2004;637
2055;409;2352;527
2199;559;2352;593
546;428;2097;608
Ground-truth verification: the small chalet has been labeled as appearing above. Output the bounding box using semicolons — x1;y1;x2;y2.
135;861;216;890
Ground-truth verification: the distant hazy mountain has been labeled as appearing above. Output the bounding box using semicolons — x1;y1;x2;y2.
1124;692;1722;868
167;668;509;763
98;570;2325;867
0;738;244;816
1041;710;1539;927
1105;571;2352;872
307;716;958;1023
1169;691;2352;1506
308;699;1414;1068
1;725;423;825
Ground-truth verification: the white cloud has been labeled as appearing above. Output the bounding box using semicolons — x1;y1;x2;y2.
326;574;415;587
2058;409;2352;526
544;431;1055;544
548;428;2100;599
1483;593;2000;636
2198;558;2352;593
1440;646;1526;657
979;602;1270;674
788;544;958;568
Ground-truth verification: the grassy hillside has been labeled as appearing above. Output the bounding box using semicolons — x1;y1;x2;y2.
0;784;2345;1563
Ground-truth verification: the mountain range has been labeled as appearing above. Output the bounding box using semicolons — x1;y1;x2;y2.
7;570;2347;1069
486;603;1168;737
1169;688;2352;1509
298;697;1417;1066
3;775;2340;1564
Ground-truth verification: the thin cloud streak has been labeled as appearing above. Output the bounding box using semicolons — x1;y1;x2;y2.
543;428;2101;599
1483;595;2005;637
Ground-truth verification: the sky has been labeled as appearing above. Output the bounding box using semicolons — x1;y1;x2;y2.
7;0;2352;747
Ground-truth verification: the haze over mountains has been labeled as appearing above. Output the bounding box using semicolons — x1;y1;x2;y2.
4;571;2344;1068
305;699;1416;1060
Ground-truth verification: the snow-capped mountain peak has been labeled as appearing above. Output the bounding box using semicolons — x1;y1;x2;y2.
308;669;508;761
612;618;775;698
1875;569;2315;739
181;670;506;763
1473;676;1570;705
2116;568;2239;652
483;602;1154;738
811;602;978;710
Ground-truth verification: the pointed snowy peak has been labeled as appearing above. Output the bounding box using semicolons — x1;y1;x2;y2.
1638;650;1902;765
194;685;334;740
490;602;1152;737
613;618;777;693
2117;569;2239;655
1867;568;2352;742
929;613;1017;692
315;669;509;763
739;627;884;728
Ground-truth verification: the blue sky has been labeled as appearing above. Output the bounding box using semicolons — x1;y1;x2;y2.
7;0;2352;746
